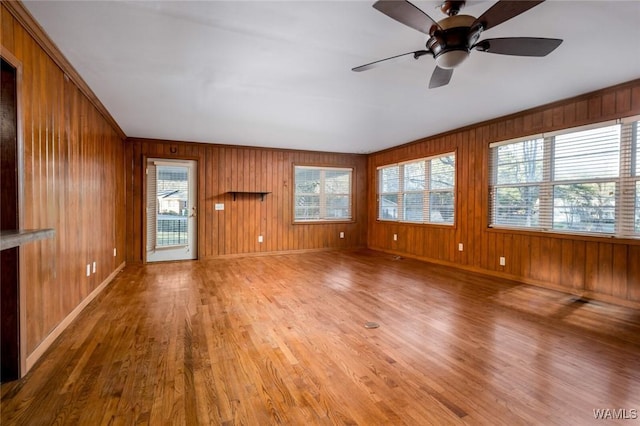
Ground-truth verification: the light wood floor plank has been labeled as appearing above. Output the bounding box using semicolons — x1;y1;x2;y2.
2;249;639;425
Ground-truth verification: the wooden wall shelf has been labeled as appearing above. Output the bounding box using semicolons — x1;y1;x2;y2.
228;191;270;201
0;229;55;251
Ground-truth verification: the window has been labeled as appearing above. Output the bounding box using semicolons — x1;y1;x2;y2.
378;152;456;224
489;117;640;238
294;166;353;222
626;120;640;234
491;137;545;228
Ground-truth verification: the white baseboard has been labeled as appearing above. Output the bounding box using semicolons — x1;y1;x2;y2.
25;261;126;372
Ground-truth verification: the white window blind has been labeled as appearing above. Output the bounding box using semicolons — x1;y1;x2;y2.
294;166;352;222
635;121;640;234
620;117;640;236
552;124;619;234
379;165;400;220
146;163;157;252
378;152;455;224
489;118;640;238
490;137;545;228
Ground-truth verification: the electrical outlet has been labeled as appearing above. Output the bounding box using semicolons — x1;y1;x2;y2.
393;234;398;241
499;256;506;266
339;232;344;239
215;203;224;211
458;243;464;251
258;235;263;243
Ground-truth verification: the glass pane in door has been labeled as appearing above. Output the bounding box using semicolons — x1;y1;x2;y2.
146;158;197;262
156;165;189;247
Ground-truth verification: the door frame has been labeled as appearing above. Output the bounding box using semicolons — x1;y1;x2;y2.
1;47;27;379
142;155;200;263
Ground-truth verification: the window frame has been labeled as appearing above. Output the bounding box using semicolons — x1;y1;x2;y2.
488;117;640;239
623;118;640;235
292;164;355;224
377;151;456;225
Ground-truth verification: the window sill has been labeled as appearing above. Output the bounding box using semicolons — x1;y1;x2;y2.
375;220;456;229
487;225;640;245
293;219;355;225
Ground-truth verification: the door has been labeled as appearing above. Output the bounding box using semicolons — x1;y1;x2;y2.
146;159;197;262
1;57;20;382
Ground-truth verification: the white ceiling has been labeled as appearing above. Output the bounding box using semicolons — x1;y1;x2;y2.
23;0;640;154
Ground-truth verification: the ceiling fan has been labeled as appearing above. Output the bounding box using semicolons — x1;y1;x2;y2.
352;0;563;88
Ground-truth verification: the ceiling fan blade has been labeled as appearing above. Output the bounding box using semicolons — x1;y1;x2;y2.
352;50;429;72
474;0;545;31
373;0;441;35
429;66;453;89
474;37;563;56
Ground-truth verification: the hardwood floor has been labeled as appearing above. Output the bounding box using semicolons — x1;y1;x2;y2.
2;249;639;425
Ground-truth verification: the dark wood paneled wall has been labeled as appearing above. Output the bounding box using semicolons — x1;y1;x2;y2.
368;80;640;306
1;4;126;356
125;139;368;262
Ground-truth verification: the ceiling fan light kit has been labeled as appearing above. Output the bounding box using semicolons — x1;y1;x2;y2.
428;14;477;69
435;50;469;69
353;0;563;88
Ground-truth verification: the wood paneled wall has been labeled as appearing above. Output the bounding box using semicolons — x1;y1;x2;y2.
368;80;640;306
1;4;126;356
125;139;368;262
3;3;639;369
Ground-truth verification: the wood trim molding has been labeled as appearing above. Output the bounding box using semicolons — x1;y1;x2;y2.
3;0;126;140
25;262;126;372
204;246;367;260
126;137;369;158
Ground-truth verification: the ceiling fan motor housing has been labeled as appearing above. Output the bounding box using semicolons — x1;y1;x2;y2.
427;14;481;69
440;0;467;16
